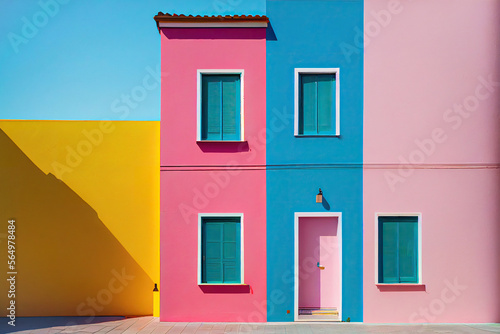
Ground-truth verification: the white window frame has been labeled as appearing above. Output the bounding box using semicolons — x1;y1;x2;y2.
197;69;245;141
294;68;340;136
197;213;244;285
374;212;423;285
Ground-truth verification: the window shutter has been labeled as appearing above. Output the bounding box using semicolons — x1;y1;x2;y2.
379;216;419;284
202;76;222;140
380;220;399;283
317;74;335;134
202;217;241;284
398;220;418;283
222;221;241;283
221;75;240;140
300;74;318;135
202;222;223;283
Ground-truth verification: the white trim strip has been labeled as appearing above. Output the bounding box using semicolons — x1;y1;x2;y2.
198;213;244;285
159;22;268;28
374;212;423;285
197;69;245;141
294;68;341;136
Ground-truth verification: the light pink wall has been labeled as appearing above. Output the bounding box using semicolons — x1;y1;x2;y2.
364;0;500;165
364;169;500;323
298;217;340;309
160;27;267;322
364;0;500;323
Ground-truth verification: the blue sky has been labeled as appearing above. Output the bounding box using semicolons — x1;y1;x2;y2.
0;0;265;120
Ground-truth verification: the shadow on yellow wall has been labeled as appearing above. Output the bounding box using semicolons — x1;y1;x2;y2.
0;128;153;317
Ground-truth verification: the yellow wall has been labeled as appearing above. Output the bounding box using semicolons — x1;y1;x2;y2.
0;121;159;316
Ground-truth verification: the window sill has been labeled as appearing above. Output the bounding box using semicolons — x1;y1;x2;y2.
376;283;424;286
294;135;340;138
376;283;426;292
197;140;246;143
198;283;251;293
198;283;247;286
196;141;249;152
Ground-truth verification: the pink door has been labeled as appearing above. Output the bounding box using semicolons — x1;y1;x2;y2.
298;216;340;310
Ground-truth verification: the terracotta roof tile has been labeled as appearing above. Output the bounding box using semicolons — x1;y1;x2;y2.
154;12;269;22
154;12;269;31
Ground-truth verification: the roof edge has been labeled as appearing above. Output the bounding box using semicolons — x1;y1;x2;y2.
153;13;269;31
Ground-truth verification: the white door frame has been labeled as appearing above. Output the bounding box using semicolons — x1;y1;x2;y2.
294;212;343;322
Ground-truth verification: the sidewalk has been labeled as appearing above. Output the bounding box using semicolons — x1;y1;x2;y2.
3;316;500;334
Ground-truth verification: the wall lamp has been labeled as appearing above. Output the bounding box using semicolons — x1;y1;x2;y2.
316;188;323;203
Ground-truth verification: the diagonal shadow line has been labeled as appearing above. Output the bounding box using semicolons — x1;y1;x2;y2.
0;129;153;322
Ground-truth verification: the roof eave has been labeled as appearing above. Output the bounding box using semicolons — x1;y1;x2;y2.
153;13;269;32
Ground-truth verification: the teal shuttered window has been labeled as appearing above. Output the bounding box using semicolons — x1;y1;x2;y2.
298;73;336;135
202;217;241;283
201;74;241;141
378;216;419;283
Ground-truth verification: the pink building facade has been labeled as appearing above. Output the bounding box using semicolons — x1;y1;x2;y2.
158;15;268;322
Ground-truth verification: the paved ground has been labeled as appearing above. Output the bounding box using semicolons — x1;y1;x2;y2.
3;316;500;334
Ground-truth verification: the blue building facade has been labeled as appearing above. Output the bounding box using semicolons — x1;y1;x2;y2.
265;0;364;322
